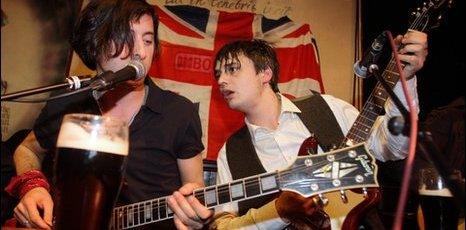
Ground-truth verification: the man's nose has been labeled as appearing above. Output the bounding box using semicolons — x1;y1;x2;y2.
217;73;228;87
133;40;147;59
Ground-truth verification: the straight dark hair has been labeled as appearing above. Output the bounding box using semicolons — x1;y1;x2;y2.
70;0;159;70
214;39;280;92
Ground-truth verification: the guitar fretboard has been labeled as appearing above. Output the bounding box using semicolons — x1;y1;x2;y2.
343;9;431;146
110;171;280;229
343;59;400;146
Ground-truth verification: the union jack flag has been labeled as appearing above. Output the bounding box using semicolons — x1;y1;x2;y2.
149;5;324;160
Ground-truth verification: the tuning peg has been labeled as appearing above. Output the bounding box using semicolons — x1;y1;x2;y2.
319;194;329;207
312;194;328;207
340;190;348;203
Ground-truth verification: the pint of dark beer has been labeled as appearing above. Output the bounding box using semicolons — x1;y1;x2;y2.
418;168;461;230
53;114;128;230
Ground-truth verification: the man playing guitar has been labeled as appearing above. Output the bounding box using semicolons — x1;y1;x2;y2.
168;35;428;229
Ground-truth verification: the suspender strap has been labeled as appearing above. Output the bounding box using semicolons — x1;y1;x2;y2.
226;127;276;215
293;92;344;152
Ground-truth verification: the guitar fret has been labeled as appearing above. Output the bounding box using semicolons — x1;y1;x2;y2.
245;177;261;197
133;204;138;226
373;94;387;104
363;108;381;118
374;89;388;99
357;115;374;125
138;203;144;224
354;122;371;133
350;132;365;142
260;174;279;192
159;198;167;219
357;114;376;126
205;187;217;207
194;189;205;206
217;184;231;205
228;183;232;203
144;201;151;221
384;69;400;77
122;207;126;228
231;181;245;201
113;208;119;229
152;199;159;222
121;207;128;228
258;176;262;193
127;206;133;227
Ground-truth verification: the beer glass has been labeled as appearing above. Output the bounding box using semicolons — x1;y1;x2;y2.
53;113;129;230
418;168;460;230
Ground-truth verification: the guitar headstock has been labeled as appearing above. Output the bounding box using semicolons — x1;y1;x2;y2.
409;0;454;32
278;143;378;198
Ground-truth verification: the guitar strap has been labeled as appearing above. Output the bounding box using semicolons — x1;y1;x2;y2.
226;92;344;216
293;91;344;152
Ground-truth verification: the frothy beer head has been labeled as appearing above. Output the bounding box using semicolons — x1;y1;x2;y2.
57;114;128;156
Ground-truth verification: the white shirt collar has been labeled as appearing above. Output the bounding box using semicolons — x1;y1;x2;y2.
245;93;301;137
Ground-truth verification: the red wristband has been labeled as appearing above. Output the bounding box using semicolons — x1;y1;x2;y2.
5;170;50;199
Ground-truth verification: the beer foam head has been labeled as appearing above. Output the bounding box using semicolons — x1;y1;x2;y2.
418;185;453;197
57;121;128;156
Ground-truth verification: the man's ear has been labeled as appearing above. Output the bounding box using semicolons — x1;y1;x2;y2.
260;67;273;84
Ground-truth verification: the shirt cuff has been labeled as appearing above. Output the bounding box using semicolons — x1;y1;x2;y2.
250;200;289;230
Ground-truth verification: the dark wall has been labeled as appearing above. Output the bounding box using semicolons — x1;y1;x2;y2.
362;0;465;121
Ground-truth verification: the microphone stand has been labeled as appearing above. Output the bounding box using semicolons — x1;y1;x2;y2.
1;76;92;101
367;64;465;207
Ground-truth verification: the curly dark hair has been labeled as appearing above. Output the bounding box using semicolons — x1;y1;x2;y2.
70;0;159;70
214;39;280;92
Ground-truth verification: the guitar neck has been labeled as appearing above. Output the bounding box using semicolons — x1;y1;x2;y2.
343;59;400;145
111;171;280;229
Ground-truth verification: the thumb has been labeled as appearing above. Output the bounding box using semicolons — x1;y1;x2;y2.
38;199;54;226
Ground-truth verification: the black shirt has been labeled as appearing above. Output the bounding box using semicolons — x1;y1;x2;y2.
33;78;204;204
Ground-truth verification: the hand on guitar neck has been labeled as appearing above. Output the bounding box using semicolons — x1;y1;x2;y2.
276;191;331;230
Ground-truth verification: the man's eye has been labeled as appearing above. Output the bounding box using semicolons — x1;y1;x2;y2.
214;70;221;79
144;40;153;46
226;66;239;73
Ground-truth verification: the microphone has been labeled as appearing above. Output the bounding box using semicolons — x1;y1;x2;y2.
89;58;146;91
354;31;388;78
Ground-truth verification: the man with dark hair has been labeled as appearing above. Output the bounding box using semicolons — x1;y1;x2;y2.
168;34;428;229
7;1;204;229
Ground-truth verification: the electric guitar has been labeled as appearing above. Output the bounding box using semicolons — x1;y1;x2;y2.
110;143;378;229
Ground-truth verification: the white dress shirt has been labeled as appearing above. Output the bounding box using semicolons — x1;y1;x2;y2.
212;78;419;230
